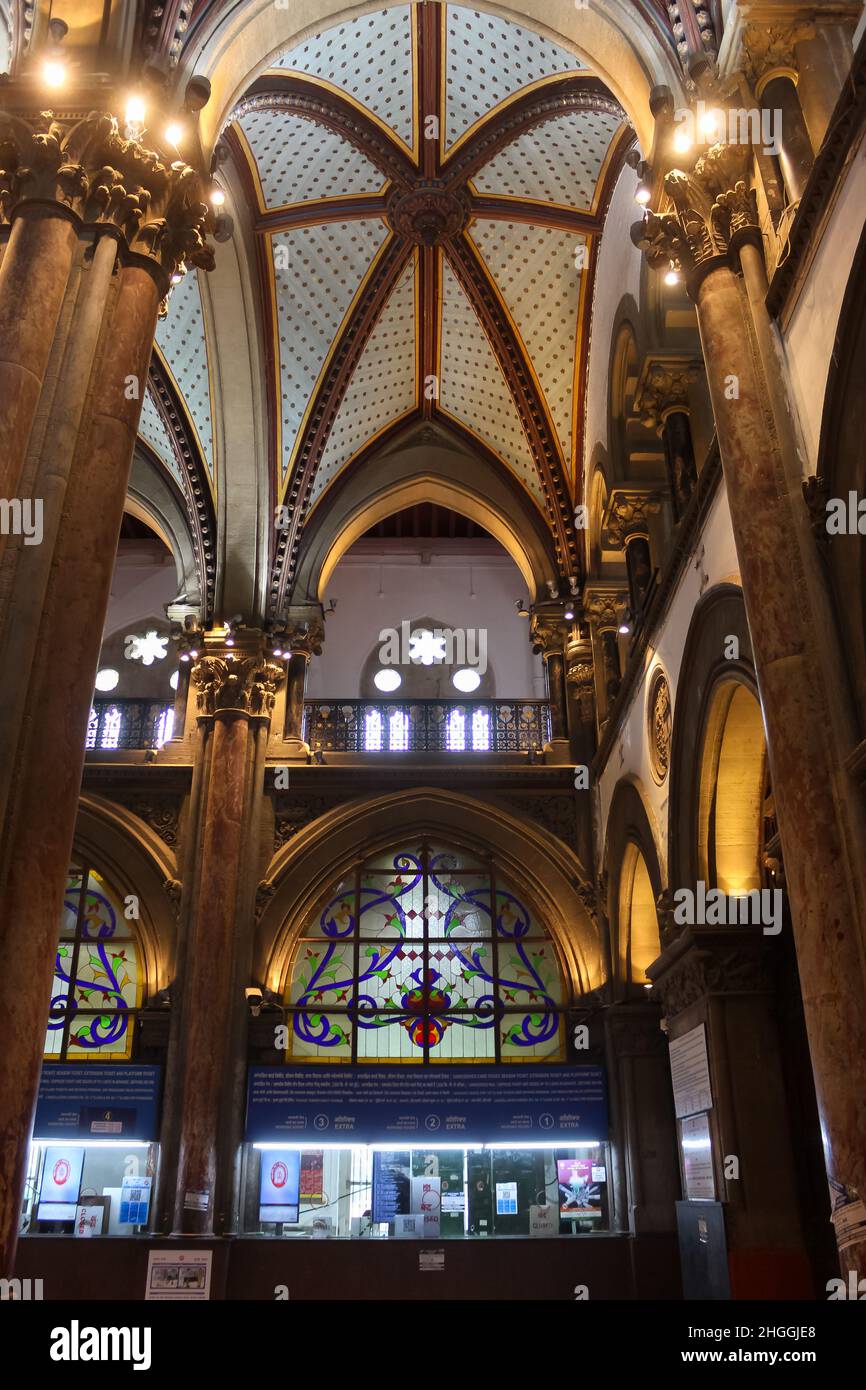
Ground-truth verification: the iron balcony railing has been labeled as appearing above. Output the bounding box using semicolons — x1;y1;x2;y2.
303;699;551;753
87;699;175;750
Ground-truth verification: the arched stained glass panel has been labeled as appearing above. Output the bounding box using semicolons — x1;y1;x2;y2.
43;863;142;1061
285;843;565;1064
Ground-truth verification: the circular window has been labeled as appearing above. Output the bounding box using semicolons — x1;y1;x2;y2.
95;668;120;692
452;668;481;693
374;669;402;692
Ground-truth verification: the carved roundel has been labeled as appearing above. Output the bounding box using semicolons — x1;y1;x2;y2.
386;182;469;246
648;667;672;784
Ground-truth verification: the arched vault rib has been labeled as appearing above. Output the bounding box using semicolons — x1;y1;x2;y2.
234;74;419;190
441;75;625;193
445;234;576;578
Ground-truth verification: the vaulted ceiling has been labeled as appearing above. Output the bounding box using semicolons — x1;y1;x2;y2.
142;3;634;615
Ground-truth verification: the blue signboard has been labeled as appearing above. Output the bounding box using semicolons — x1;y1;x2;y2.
246;1065;607;1145
34;1065;161;1141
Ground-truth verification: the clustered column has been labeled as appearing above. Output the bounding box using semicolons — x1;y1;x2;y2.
635;139;866;1273
0;111;213;1274
169;635;284;1235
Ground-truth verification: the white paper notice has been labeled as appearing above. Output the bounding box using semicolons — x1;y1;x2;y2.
669;1024;713;1119
145;1250;212;1301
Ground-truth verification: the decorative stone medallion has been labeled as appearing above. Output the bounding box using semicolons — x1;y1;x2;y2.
648;667;672;784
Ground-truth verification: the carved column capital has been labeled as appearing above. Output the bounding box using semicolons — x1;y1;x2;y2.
632;144;761;293
740;20;816;89
648;928;776;1018
529;605;570;658
283;616;325;661
582;585;628;631
605;490;663;549
0;111;214;292
191;647;285;721
633;357;703;433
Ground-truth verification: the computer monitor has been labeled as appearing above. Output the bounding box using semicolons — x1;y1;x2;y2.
258;1151;300;1225
38;1146;84;1223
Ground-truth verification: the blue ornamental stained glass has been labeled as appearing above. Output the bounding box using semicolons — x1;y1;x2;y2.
43;864;141;1061
286;844;565;1063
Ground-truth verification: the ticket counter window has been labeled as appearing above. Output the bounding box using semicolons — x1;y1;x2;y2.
242;1144;610;1238
21;1142;159;1237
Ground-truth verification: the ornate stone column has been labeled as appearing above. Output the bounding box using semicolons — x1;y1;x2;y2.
649;927;816;1296
565;625;596;868
0;111;213;1274
529;606;570;761
739;9;859;156
583;585;628;729
635;141;866;1273
281;613;325;759
603;1001;680;1237
633;358;702;520
171;635;284;1235
605;491;662;614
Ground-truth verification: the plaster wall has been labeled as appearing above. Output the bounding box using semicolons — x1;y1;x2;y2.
595;480;741;876
582;161;645;489
308;539;544;699
782;126;866;472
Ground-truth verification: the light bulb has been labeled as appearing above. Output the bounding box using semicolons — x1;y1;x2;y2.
664;267;681;286
42;60;66;89
634;183;651;205
672;128;692;155
210;187;226;208
165;122;184;147
125;96;146;127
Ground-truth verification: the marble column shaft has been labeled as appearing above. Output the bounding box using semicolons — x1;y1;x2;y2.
0;209;78;508
0;262;161;1273
172;706;256;1234
694;257;866;1271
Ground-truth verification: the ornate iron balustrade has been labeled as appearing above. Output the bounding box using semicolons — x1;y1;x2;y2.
87;699;175;750
303;699;550;753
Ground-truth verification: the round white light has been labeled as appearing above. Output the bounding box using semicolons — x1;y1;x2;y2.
170;671;179;690
210;187;226;208
452;668;481;693
95;668;119;692
165;122;184;147
125;96;146;127
672;129;692;156
42;60;66;89
374;669;401;692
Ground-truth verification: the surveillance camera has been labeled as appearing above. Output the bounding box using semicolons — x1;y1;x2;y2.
245;986;263;1018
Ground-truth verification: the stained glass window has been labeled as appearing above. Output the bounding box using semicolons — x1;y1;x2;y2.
43;862;141;1061
285;842;565;1064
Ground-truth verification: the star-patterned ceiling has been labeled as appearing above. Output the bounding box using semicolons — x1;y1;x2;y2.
176;2;632;614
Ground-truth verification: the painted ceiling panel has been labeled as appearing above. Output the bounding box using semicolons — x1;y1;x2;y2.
272;218;390;482
138;389;184;490
272;5;415;152
444;5;581;151
155;271;215;487
311;257;417;505
473;109;624;210
439;258;541;503
470;220;587;467
236;109;385;207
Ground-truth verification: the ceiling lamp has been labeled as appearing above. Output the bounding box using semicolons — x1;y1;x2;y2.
452;669;481;693
95;668;120;692
374;669;401;692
